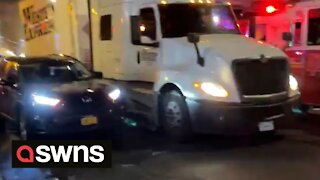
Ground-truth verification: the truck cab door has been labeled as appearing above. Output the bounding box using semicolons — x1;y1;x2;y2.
136;7;160;83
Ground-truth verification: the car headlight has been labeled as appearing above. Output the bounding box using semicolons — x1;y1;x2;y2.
32;95;61;106
108;89;121;101
289;75;298;91
194;82;229;98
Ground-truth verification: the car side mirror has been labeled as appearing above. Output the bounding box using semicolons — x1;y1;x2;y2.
131;16;142;45
91;71;103;79
282;32;293;42
187;33;200;43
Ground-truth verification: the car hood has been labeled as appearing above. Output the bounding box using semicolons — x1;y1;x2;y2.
24;79;113;97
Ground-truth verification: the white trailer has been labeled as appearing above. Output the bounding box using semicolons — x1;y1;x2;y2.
19;0;300;141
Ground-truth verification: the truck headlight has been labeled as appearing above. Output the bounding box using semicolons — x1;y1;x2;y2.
32;95;61;106
194;82;229;98
289;75;298;91
108;89;121;101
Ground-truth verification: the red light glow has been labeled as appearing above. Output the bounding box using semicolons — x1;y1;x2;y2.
266;5;277;14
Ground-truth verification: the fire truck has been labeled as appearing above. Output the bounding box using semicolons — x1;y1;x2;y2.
246;1;320;113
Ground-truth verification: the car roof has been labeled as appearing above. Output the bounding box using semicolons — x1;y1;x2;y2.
3;55;77;65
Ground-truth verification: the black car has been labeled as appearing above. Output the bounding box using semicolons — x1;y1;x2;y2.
0;55;125;139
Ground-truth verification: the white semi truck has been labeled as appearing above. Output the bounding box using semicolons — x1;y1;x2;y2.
19;0;300;141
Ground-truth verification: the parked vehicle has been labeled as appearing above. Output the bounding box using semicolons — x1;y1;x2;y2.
19;0;300;141
0;55;125;139
242;1;320;113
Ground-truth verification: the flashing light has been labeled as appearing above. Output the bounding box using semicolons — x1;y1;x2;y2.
266;5;277;14
212;16;220;24
140;25;146;32
160;0;167;4
91;8;98;15
188;0;212;3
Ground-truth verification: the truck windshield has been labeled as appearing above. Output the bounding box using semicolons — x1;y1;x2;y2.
159;4;239;38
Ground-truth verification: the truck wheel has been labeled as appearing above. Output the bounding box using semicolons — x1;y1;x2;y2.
161;90;192;142
17;110;35;140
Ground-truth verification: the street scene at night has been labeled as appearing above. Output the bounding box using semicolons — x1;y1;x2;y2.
0;0;319;179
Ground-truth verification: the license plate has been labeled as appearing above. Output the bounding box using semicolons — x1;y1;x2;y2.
81;116;98;126
258;121;274;132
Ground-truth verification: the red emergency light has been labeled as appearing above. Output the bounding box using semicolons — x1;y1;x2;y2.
251;0;285;16
266;5;277;14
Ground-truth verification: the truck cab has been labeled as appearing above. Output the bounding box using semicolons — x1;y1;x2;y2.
90;0;300;140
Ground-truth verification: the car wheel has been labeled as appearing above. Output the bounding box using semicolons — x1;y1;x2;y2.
161;90;192;142
18;110;35;140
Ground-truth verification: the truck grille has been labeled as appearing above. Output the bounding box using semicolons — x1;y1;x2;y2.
232;58;289;97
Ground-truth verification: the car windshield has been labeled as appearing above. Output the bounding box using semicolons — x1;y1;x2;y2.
159;4;240;38
19;60;92;83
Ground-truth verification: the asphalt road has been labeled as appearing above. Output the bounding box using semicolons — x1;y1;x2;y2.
0;114;320;180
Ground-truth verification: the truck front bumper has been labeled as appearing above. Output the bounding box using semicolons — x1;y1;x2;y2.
186;95;300;135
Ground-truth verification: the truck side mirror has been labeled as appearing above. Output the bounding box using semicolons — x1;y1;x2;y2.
187;33;204;67
187;33;200;43
282;32;293;42
130;16;142;44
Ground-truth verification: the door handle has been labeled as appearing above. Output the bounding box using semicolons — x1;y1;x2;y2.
137;52;141;64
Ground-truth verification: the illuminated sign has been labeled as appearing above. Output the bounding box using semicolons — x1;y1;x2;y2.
22;4;55;41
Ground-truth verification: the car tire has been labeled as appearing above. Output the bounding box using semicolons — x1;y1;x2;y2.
160;90;192;142
17;110;35;140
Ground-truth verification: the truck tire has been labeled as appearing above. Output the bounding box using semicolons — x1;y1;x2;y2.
160;90;192;142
